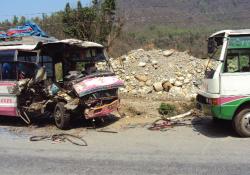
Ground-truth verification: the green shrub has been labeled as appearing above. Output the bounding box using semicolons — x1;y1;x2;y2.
158;103;176;116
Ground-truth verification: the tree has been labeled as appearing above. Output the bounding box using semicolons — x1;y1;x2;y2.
77;0;82;10
12;16;19;25
65;2;71;13
92;0;99;6
63;2;96;41
102;0;116;11
19;16;26;25
62;0;123;50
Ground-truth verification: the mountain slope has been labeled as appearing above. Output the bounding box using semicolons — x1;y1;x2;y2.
118;0;250;29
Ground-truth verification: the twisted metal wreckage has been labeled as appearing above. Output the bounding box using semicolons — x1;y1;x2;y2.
0;23;124;129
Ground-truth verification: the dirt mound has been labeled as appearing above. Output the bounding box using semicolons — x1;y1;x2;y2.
103;49;213;100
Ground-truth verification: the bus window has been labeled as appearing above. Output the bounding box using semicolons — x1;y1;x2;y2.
17;51;37;63
2;63;16;80
17;62;37;80
0;50;15;62
225;49;250;73
55;62;63;82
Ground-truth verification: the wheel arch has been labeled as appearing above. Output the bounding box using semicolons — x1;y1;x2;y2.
233;100;250;119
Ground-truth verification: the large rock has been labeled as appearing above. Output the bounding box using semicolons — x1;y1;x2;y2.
125;76;130;81
141;87;153;94
162;81;173;92
134;75;148;82
174;81;183;87
177;76;185;81
139;82;145;87
183;79;190;84
163;49;175;57
145;80;153;86
169;78;176;85
169;87;183;97
153;82;163;92
138;62;147;67
151;60;158;65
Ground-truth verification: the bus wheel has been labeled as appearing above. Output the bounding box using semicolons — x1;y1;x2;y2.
233;108;250;137
54;102;70;130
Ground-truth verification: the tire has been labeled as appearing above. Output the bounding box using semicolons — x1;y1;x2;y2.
53;102;71;130
233;108;250;137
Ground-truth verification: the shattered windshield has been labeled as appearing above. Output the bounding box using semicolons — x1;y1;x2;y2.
71;48;106;62
208;36;223;60
205;37;223;79
63;48;110;80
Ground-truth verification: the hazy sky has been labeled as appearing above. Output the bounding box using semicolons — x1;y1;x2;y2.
0;0;91;21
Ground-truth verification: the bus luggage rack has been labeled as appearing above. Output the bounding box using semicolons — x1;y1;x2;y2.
0;36;57;46
0;36;23;42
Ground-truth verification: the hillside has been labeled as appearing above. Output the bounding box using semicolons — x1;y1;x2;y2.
118;0;250;30
109;0;250;57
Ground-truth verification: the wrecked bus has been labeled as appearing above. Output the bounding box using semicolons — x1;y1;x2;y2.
197;29;250;137
0;36;124;129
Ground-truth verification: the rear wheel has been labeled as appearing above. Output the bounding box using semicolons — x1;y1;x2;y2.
233;108;250;137
54;102;70;130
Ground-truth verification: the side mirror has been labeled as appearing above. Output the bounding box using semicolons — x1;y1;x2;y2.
208;38;216;54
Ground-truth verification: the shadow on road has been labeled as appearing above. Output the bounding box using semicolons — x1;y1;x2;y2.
0;114;120;130
70;114;120;129
0;116;27;127
192;117;238;138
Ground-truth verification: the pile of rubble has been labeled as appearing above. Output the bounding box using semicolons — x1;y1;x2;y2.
107;49;212;100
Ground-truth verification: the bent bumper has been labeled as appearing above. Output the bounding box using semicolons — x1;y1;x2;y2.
84;100;120;119
196;94;221;118
196;102;213;116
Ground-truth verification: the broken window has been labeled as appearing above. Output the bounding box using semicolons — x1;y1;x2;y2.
0;50;16;80
17;62;37;80
1;63;16;80
71;48;106;62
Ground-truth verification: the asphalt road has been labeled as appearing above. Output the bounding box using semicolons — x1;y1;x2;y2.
0;118;250;175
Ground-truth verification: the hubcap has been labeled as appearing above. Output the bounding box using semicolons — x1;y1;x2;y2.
242;113;250;132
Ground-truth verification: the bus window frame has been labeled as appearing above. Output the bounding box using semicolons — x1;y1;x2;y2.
0;49;40;81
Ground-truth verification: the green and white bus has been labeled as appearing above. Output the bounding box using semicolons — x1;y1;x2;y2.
197;29;250;137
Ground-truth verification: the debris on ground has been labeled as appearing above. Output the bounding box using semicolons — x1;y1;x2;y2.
164;110;193;121
29;133;88;146
148;110;197;131
97;129;118;134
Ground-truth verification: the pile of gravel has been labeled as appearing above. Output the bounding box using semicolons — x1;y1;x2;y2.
98;48;214;100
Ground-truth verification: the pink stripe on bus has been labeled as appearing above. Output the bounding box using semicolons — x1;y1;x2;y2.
0;107;17;116
0;82;16;86
220;96;246;105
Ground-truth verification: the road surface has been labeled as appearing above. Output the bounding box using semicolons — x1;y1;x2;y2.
0;118;249;175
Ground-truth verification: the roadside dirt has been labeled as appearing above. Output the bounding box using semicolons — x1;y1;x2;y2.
0;96;196;137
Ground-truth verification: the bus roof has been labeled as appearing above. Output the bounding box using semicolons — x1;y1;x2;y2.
43;39;104;49
0;37;104;51
0;36;56;51
210;29;250;38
